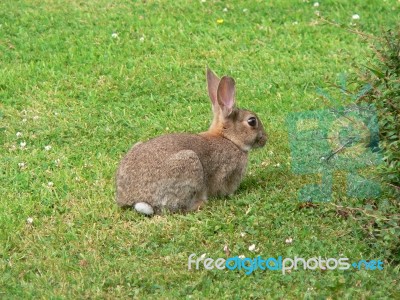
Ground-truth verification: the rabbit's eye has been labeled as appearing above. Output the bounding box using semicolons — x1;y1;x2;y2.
247;117;257;127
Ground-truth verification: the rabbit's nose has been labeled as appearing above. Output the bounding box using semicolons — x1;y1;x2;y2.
256;132;268;147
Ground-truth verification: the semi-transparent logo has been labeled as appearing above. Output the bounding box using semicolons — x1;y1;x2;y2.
287;75;382;202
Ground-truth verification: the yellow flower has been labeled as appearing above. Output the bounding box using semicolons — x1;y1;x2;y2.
217;19;224;24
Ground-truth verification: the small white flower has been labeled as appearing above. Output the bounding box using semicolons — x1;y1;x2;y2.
20;141;26;148
238;255;245;259
54;158;61;166
18;162;25;168
352;14;360;20
261;160;269;166
200;0;206;3
22;118;27;122
200;253;207;260
274;163;281;167
16;132;22;137
139;36;145;42
243;8;248;13
48;182;54;187
26;217;33;224
313;2;319;7
54;112;59;116
292;21;299;25
44;145;52;151
223;244;231;256
33;115;39;120
223;7;228;12
111;32;118;38
248;244;256;251
269;150;274;155
240;232;246;237
285;237;293;244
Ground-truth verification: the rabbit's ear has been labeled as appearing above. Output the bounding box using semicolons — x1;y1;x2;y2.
207;67;220;108
217;76;236;116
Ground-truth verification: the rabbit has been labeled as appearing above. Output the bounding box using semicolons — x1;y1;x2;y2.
116;68;267;215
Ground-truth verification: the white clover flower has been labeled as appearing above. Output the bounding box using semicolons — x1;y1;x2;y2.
240;232;246;237
48;182;54;187
20;141;26;148
139;36;145;42
248;244;256;251
223;7;228;12
285;237;293;244
26;217;33;224
352;14;360;20
111;32;118;38
16;132;22;137
313;2;319;7
18;162;25;168
223;244;231;256
33;115;39;120
274;163;281;167
238;255;245;259
44;145;52;151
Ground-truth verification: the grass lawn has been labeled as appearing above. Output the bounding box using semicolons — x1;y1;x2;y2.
1;0;399;298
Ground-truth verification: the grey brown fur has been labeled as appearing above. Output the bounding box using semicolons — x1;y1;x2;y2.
116;68;267;215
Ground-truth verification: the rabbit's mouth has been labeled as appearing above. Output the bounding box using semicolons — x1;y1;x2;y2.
253;133;268;148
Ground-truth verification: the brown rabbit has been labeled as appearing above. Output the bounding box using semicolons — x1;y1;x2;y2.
116;68;267;215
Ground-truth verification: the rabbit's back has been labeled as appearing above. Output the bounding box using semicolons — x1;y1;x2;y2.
115;133;248;211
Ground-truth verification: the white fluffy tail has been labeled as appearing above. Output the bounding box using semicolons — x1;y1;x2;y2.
134;202;154;215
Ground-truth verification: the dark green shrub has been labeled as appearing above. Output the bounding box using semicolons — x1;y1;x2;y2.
354;29;400;263
360;29;400;196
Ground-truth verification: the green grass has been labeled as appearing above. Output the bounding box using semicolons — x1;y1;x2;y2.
1;0;399;298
